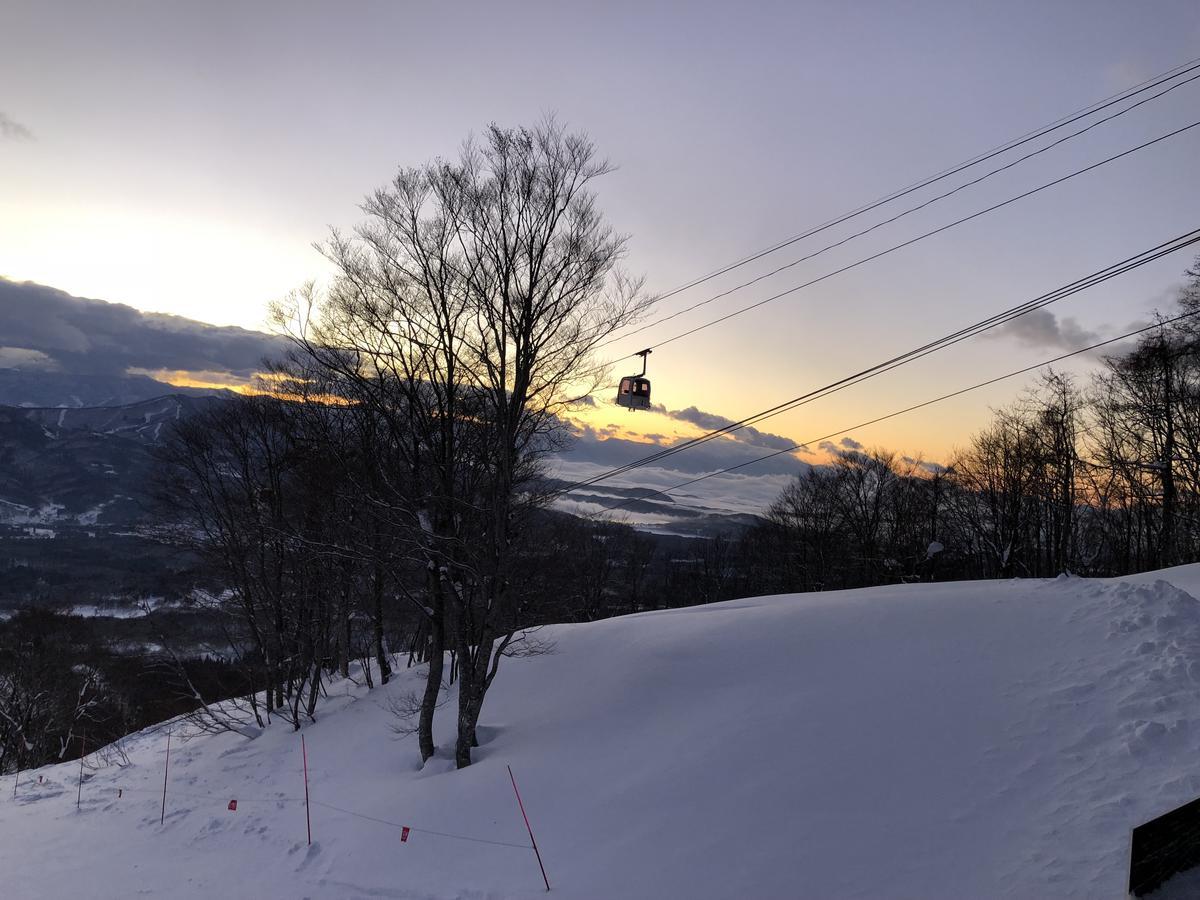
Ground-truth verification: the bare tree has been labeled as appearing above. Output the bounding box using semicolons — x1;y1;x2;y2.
277;118;647;767
158;395;375;730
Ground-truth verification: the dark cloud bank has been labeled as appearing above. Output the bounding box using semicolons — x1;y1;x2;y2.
0;278;288;377
656;404;799;452
0;278;826;481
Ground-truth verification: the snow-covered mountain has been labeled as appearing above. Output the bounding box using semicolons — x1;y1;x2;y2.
0;394;220;526
6;568;1200;897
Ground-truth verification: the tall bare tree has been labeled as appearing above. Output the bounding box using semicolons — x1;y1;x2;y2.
278;119;647;767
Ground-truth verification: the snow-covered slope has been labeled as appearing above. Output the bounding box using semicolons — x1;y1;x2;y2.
7;570;1200;899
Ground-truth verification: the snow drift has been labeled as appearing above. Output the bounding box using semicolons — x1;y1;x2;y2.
6;568;1200;898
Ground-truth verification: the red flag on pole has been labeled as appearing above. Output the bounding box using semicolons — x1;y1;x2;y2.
401;826;410;842
228;800;238;811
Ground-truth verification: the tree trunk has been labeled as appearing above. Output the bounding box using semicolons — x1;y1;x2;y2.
373;561;391;685
338;605;351;680
455;654;484;768
456;696;482;767
417;568;445;764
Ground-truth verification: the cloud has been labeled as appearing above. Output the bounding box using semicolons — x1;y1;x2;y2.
0;113;33;141
902;455;948;474
657;404;797;452
1106;59;1149;92
549;457;794;519
547;405;814;520
0;278;289;378
656;404;730;431
992;310;1100;351
816;440;872;464
560;422;810;478
0;347;57;370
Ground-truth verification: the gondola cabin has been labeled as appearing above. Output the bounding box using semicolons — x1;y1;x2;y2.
617;375;651;409
616;348;653;410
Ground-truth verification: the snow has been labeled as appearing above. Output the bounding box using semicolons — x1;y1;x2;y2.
76;500;116;526
0;500;64;525
7;569;1200;897
66;597;165;619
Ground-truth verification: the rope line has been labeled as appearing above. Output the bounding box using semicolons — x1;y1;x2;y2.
312;800;532;850
13;770;533;851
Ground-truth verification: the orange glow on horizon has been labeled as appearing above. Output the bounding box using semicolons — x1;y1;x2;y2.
146;367;945;467
138;369;258;394
139;368;334;402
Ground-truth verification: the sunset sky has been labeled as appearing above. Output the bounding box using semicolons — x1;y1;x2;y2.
3;0;1200;509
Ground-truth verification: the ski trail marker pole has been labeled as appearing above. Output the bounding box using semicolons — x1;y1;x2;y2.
302;734;312;845
160;729;171;826
76;733;85;811
507;764;550;892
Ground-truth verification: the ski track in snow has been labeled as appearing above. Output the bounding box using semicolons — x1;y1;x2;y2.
7;569;1200;898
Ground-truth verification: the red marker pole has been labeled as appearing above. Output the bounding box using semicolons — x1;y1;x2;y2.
76;734;86;812
507;765;550;892
160;730;171;826
301;734;312;846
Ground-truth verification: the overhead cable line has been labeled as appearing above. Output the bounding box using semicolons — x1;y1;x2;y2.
608;55;1200;332
556;227;1200;494
583;117;1200;376
563;229;1200;489
567;113;1200;389
588;309;1200;515
598;70;1200;351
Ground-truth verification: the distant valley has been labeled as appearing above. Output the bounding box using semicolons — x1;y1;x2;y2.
0;376;761;619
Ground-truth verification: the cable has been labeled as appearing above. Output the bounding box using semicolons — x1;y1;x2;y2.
585;310;1200;515
556;227;1200;493
311;800;531;850
599;70;1200;351
573;114;1200;391
564;231;1199;488
638;118;1200;356
566;233;1199;490
107;784;305;804
613;56;1200;324
47;777;532;851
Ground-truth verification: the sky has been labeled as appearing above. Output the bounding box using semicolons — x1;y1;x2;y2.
3;0;1200;513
